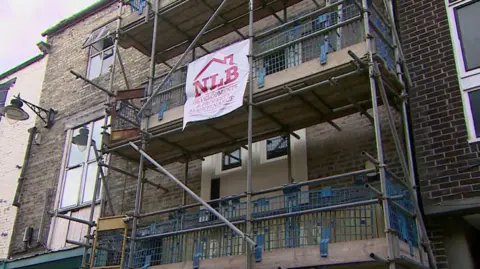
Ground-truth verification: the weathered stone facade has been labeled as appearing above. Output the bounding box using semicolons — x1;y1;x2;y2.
9;0;404;264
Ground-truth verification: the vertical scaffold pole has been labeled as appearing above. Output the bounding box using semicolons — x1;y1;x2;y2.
128;0;159;267
183;161;189;205
361;0;396;268
81;3;124;268
246;0;254;268
383;0;436;267
287;134;293;183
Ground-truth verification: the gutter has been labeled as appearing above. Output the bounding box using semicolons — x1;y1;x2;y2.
41;0;116;37
0;54;46;81
12;127;37;207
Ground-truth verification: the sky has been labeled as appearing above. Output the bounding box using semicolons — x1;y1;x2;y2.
0;0;100;74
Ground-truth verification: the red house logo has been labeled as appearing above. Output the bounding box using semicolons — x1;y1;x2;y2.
193;54;239;98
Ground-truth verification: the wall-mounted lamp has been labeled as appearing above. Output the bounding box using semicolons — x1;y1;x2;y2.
0;95;56;128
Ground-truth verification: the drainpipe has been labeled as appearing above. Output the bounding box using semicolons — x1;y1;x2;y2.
13;127;37;207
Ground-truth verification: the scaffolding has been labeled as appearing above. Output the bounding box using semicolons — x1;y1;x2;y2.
55;0;439;268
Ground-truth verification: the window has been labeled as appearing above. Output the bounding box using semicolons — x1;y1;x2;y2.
85;26;114;79
60;118;107;209
222;149;241;170
446;0;480;141
453;0;480;71
266;135;288;159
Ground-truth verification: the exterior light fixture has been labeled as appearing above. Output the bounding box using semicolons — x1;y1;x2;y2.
1;98;29;125
0;95;56;128
72;127;90;152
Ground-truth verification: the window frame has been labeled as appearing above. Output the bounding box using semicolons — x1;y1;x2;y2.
87;45;114;80
266;135;289;160
222;149;242;171
446;0;480;142
59;118;107;211
447;0;480;78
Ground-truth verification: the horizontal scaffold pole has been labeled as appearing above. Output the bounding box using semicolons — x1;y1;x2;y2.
253;168;376;195
128;141;256;247
138;168;376;218
137;199;380;240
48;211;95;226
137;198;380;240
70;70;115;97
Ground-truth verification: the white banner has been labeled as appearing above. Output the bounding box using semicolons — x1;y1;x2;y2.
183;40;250;129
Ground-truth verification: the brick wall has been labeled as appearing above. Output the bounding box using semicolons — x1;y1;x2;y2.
396;0;480;267
397;0;480;210
307;107;403;187
426;217;449;269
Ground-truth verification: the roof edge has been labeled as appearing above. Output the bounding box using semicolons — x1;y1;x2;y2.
0;53;47;81
5;247;83;269
41;0;117;37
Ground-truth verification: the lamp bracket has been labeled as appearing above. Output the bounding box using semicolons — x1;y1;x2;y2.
16;96;57;128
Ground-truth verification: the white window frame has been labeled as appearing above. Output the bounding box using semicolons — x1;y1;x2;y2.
58;118;107;211
445;0;480;142
85;25;115;80
87;45;114;80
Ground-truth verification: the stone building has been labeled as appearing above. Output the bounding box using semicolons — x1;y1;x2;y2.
2;0;436;268
0;47;47;259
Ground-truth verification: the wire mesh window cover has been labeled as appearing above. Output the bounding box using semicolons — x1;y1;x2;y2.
128;204;381;266
93;229;125;267
60;118;109;209
255;3;362;79
222;149;241;170
266;135;288;159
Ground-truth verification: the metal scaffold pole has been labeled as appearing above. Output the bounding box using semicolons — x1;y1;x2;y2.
137;0;230;117
128;0;159;267
81;3;124;268
129;142;256;247
246;0;255;268
382;0;437;267
361;0;396;268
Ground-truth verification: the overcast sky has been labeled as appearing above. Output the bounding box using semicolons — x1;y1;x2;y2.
0;0;99;74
